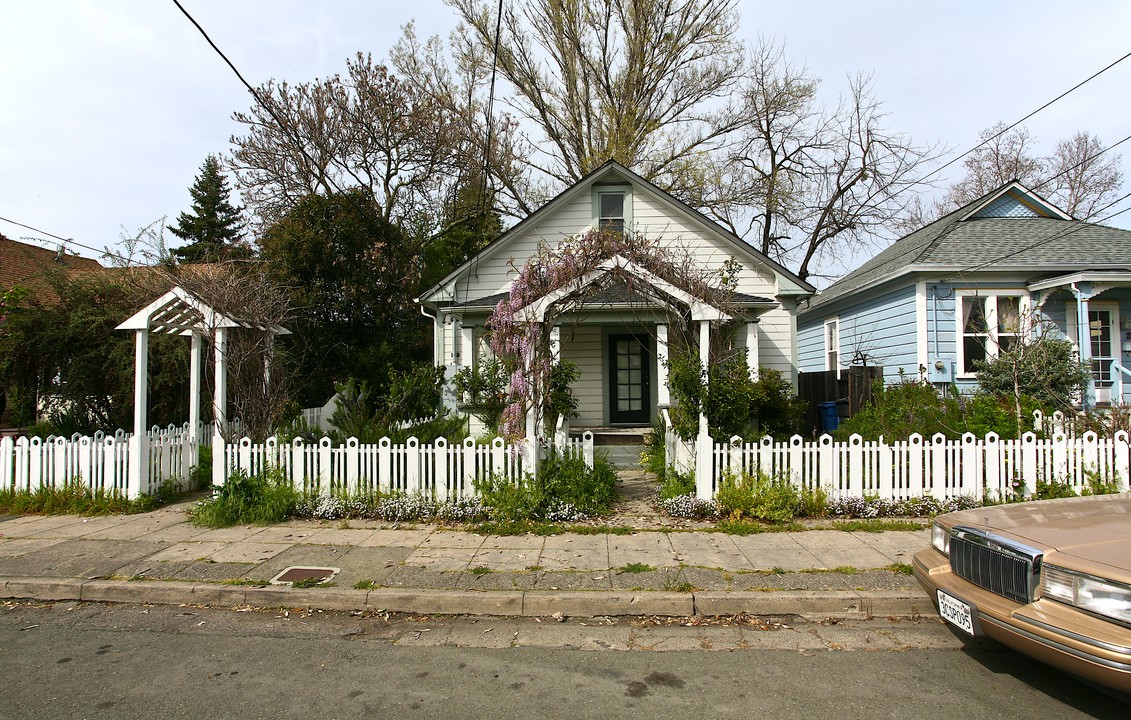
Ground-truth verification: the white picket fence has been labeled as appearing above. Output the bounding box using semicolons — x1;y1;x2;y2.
221;432;596;500
702;430;1130;502
0;430;200;497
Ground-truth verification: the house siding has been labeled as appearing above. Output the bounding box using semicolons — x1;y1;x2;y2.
560;323;604;425
799;284;919;382
797;321;825;372
927;280;1030;392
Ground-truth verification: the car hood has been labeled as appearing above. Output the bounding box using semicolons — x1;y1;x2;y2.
939;494;1131;574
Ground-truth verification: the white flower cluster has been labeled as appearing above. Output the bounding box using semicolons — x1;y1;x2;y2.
542;501;588;522
658;493;718;519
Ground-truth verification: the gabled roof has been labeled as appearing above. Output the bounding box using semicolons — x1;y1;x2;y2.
116;286;289;335
419;160;814;306
805;181;1131;311
0;233;103;303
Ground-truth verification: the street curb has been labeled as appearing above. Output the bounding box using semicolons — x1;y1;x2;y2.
0;576;927;619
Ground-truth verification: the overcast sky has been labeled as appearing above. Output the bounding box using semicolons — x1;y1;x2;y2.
3;1;1130;270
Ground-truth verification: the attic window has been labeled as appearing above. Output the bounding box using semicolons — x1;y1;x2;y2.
598;192;625;235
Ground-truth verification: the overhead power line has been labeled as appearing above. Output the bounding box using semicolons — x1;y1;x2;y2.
924;49;1131;184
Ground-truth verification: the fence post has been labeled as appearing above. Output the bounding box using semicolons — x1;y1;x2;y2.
907;434;924;497
728;436;743;477
462;437;477;497
378;438;392;494
1020;432;1037;497
582;431;594;469
345;437;360;496
0;436;13;490
487;437;502;481
406;437;421;495
434;437;449;503
981;433;1000;502
1116;431;1130;491
317;437;332;496
817;435;835;496
1081;431;1099;491
290;438;306;494
28;437;43;492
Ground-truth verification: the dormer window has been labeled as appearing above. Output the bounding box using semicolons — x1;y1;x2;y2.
599;192;625;235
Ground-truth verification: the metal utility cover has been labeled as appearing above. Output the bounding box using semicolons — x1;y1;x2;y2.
270;566;340;585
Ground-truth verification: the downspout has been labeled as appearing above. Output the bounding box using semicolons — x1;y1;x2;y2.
419;300;460;412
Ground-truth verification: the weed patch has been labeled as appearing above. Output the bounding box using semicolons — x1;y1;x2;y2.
827;519;927;533
885;562;914;576
475;451;619;523
190;468;299;527
621;562;655;574
0;480;169;516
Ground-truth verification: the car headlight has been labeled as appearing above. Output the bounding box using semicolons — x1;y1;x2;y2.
932;523;950;555
1041;565;1131;626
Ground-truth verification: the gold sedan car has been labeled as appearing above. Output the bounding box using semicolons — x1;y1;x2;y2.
913;493;1131;695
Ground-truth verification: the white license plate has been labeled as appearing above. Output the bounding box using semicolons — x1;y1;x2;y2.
937;590;975;635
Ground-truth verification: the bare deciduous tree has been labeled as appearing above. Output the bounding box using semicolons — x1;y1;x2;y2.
447;0;748;186
704;44;940;282
1044;131;1124;219
229;48;524;233
944;123;1123;220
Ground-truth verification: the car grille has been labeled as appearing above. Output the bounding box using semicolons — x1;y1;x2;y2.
949;526;1043;604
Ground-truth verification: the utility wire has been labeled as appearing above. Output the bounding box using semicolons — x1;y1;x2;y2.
172;0;372;200
0;214;134;265
818;126;1131;293
947;188;1131;279
923;49;1131;184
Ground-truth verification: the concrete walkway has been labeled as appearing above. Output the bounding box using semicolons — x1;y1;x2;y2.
0;502;934;619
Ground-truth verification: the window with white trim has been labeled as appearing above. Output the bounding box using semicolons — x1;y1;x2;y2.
593;186;632;235
598;192;625;235
824;318;839;373
956;291;1026;375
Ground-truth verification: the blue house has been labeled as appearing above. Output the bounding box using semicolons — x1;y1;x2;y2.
797;181;1131;407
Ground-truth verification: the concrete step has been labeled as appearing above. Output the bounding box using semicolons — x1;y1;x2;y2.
600;444;644;470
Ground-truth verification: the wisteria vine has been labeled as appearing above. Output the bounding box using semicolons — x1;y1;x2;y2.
486;229;740;441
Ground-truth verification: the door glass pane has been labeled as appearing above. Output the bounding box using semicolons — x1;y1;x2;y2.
1090;310;1112;357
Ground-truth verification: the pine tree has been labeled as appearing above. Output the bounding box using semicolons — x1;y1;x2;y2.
168;155;247;263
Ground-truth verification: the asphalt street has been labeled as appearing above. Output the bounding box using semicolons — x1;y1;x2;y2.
0;600;1122;720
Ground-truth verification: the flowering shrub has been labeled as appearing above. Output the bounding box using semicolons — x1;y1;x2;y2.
826;494;981;518
658;493;719;519
434;497;488;523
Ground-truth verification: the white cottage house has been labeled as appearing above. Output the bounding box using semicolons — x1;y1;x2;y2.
416;161;813;434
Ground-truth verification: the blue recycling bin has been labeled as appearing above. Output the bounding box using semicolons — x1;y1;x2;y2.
817;401;839;433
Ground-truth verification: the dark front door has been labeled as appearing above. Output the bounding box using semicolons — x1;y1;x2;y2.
608;334;650;424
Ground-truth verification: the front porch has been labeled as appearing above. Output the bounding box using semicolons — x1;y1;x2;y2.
434;257;775;446
1030;270;1131;408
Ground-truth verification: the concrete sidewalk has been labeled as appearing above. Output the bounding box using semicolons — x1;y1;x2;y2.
0;503;934;619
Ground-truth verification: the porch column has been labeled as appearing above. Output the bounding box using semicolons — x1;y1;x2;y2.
524;323;541;480
745;322;760;380
187;330;203;467
1074;284;1095;409
655;323;669;407
212;327;227;485
549;325;561;363
127;329;149;499
441;318;460;411
695;320;712;499
460;325;475;370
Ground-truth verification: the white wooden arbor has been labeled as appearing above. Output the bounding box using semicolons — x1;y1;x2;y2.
116;286;289;495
